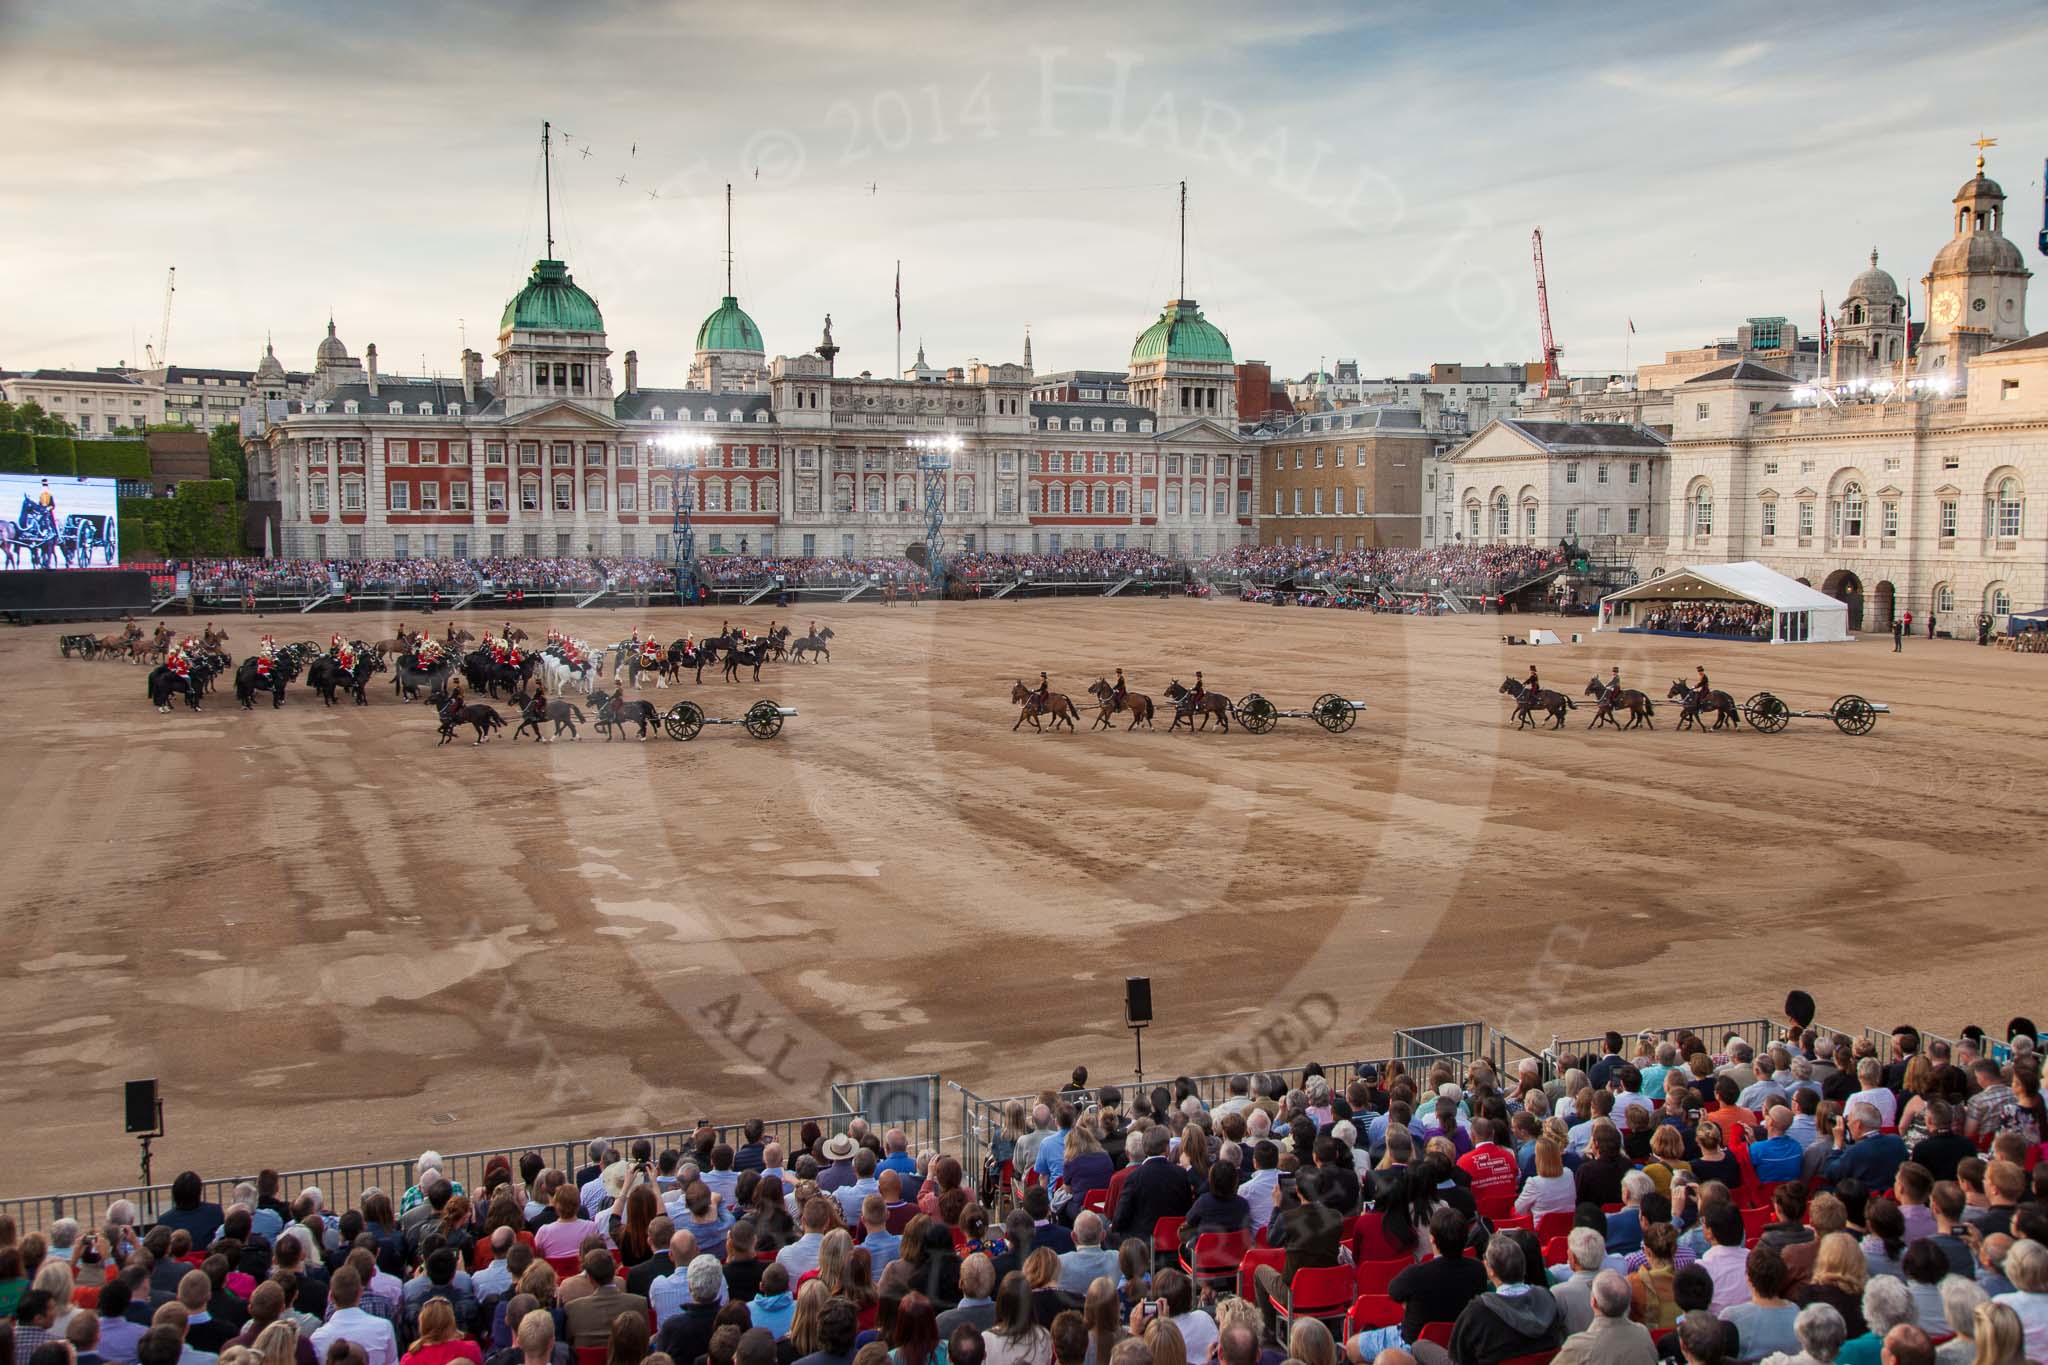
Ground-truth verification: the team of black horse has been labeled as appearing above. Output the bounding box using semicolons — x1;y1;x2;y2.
1497;674;1743;733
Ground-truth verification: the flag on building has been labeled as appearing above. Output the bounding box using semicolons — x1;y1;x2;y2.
1627;318;1636;335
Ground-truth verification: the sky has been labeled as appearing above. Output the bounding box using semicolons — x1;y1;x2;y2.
2;0;2045;388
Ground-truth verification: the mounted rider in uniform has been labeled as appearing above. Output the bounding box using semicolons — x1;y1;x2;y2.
255;634;277;679
1034;671;1051;710
1112;668;1128;712
1522;664;1540;695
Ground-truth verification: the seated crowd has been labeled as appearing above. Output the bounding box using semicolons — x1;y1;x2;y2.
162;545;1568;606
1631;603;1773;641
5;1019;2046;1365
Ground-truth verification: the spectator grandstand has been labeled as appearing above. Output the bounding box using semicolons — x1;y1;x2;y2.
4;1011;2041;1365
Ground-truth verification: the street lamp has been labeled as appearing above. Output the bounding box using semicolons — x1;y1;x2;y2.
658;432;715;601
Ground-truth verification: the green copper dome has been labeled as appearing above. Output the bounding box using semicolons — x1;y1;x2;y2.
1130;298;1233;366
696;295;764;353
500;259;605;333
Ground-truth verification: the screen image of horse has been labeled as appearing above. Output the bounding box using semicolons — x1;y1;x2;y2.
0;474;120;571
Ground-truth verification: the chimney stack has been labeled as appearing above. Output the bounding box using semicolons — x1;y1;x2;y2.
365;343;380;397
624;349;639;395
461;348;481;403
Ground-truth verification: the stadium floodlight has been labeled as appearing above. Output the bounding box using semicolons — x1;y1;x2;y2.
657;431;715;467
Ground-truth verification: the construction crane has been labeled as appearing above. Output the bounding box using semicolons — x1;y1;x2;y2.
1531;228;1562;387
145;267;176;368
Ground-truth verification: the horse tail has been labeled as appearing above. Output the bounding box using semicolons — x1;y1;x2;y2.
571;705;586;722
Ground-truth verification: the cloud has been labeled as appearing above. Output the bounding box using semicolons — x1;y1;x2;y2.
1;0;2046;381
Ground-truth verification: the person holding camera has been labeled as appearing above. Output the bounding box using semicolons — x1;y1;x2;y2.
1252;1167;1343;1342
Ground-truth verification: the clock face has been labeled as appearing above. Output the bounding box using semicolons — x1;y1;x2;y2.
1932;294;1961;325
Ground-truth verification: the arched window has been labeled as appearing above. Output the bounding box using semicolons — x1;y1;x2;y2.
1466;501;1480;540
1851;304;1864;325
955;477;974;514
1933;582;1954;614
1989;584;2011;617
895;475;915;512
833;475;854;514
1889;338;1901;360
864;476;884;513
1691;484;1714;535
1994;477;2022;538
650;406;665;421
1834;482;1863;538
1494;492;1509;538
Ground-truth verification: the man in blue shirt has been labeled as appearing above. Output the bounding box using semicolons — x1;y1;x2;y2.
878;1130;918;1180
1034;1103;1076;1187
1747;1107;1806;1183
856;1196;901;1274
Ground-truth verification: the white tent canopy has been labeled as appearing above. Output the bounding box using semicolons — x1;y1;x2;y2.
1598;560;1851;643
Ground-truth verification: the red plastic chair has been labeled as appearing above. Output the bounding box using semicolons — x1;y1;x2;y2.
1183;1230;1252;1291
1351;1211;1404;1262
1493;1213;1534;1232
1152;1215;1187;1255
545;1254;583;1280
1533;1210;1575;1244
1417;1323;1454;1351
1354;1257;1411;1295
1082;1188;1109;1214
1541;1236;1569;1268
1740;1206;1772;1241
1268;1264;1356;1331
575;1349;607;1365
1238;1247;1286;1302
1600;1203;1624;1215
1475;1190;1518;1222
1347;1293;1402;1334
1498;1352;1557;1365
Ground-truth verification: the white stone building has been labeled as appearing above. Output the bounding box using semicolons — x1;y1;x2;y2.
253;253;1257;562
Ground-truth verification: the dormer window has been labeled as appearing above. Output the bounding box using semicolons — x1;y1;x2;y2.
344;401;359;415
448;403;462;416
729;409;743;423
703;408;717;421
1138;420;1153;434
1113;419;1127;433
754;410;770;423
418;402;433;415
315;401;331;414
651;406;666;420
389;401;403;415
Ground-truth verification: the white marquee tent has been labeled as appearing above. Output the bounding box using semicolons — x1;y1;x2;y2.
1598;560;1851;644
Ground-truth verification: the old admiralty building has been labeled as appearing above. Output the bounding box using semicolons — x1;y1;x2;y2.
250;251;1258;565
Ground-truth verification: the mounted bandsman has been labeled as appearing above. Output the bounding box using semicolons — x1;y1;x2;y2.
255;634;277;678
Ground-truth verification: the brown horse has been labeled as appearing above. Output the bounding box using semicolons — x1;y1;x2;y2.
1584;676;1656;730
1011;681;1077;732
1087;679;1155;731
1163;680;1231;733
1499;676;1575;729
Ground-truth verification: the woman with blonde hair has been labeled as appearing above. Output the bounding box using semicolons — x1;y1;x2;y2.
1795;1233;1868;1337
251;1320;302;1365
1141;1317;1187;1365
1082;1277;1129;1365
30;1260;75;1332
1970;1301;2028;1365
1515;1139;1575;1217
817;1230;855;1296
401;1300;481;1365
1644;1124;1692;1197
1286;1318;1337;1365
841;1248;880;1332
785;1280;830;1360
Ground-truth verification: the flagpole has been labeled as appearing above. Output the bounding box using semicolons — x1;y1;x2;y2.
895;260;902;379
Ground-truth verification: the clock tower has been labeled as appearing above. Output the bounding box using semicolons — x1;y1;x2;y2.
1918;140;2031;383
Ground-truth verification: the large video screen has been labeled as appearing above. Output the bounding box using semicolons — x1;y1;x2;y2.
2;474;121;570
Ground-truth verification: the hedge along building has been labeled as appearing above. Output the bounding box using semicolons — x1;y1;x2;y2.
251;194;1258;562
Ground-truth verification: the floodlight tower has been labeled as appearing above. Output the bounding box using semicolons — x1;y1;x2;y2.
660;432;714;602
907;434;962;596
